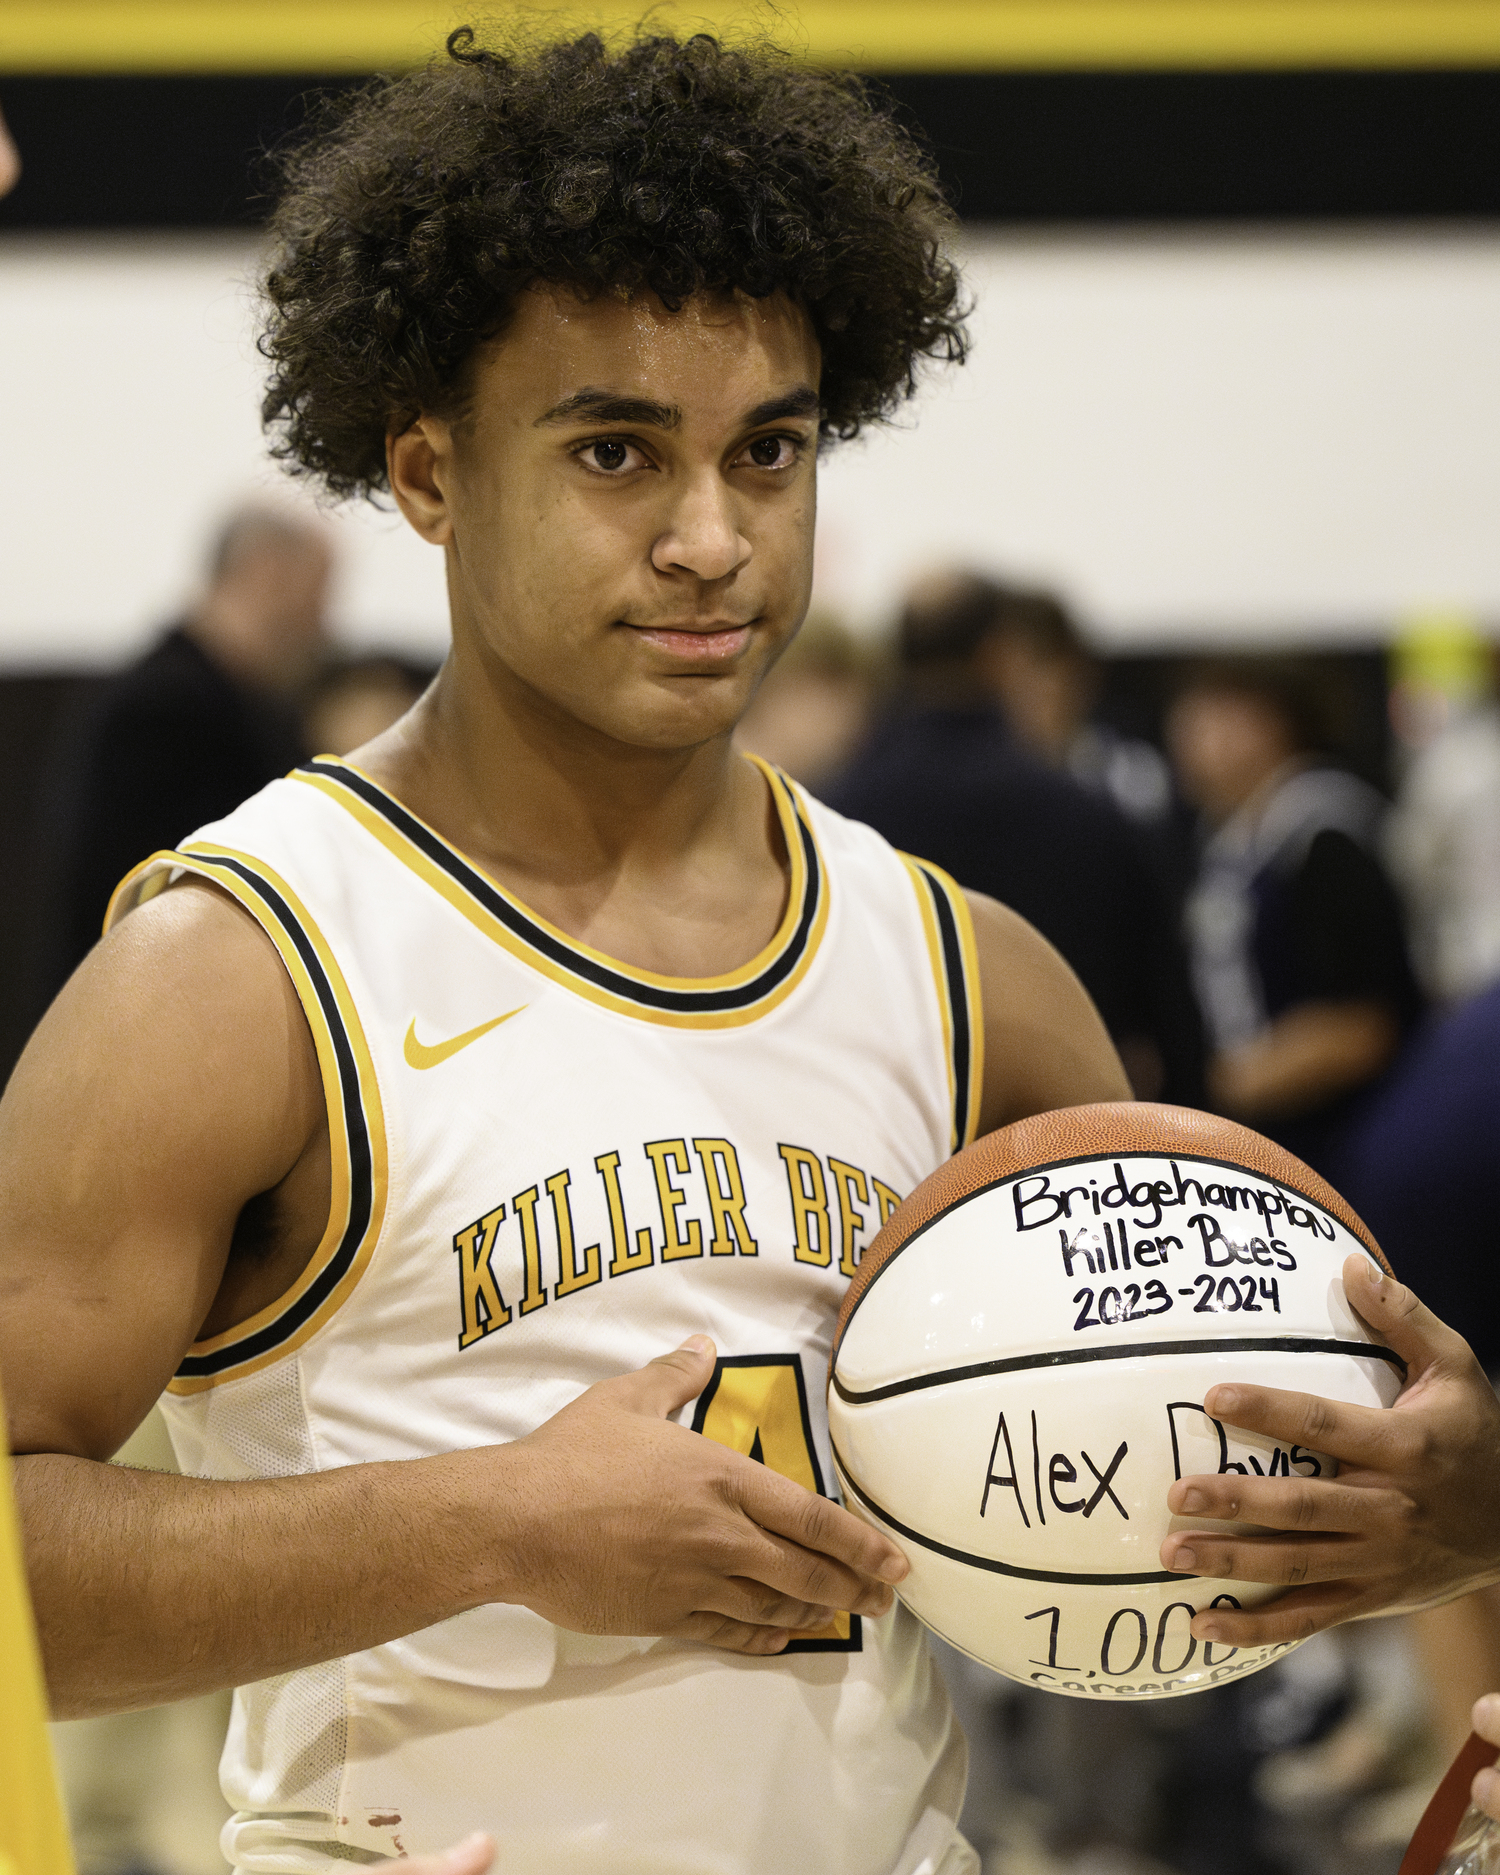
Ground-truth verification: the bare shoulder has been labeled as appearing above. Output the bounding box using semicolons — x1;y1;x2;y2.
0;881;323;1458
964;888;1130;1134
6;878;320;1152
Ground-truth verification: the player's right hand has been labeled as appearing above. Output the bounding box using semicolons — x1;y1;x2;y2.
490;1335;909;1655
1472;1696;1500;1824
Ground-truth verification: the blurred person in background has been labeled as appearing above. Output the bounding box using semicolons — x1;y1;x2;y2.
980;583;1175;832
36;504;332;1002
734;608;881;789
827;568;1204;1105
304;653;433;759
1166;656;1420;1177
1384;616;1500;1005
27;501;330;1875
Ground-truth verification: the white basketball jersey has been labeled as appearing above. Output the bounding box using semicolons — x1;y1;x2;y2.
108;754;984;1875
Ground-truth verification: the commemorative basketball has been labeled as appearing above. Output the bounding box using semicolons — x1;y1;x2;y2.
828;1103;1404;1701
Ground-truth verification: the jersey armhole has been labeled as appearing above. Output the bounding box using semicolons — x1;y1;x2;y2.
107;847;389;1394
898;855;986;1152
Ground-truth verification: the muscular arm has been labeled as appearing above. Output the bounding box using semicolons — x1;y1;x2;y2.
1209;1000;1400;1122
1;889;903;1716
966;889;1132;1134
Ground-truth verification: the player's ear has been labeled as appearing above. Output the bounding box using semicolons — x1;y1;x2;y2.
387;417;454;547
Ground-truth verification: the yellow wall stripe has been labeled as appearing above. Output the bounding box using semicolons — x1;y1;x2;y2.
6;2;1500;75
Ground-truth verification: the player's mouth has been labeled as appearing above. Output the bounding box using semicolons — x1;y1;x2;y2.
624;621;754;661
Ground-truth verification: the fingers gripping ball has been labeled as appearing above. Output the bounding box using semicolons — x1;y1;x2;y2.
827;1103;1401;1700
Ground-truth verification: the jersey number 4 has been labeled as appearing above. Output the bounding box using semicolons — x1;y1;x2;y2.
691;1354;863;1653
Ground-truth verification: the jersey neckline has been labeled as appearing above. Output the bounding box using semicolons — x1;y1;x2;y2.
291;753;830;1029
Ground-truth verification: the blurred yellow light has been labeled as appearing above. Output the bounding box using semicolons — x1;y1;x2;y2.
1391;611;1495;700
6;2;1500;75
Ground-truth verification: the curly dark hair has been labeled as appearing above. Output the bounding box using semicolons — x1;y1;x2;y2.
258;26;967;500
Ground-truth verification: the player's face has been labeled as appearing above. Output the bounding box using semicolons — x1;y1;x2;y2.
394;285;821;752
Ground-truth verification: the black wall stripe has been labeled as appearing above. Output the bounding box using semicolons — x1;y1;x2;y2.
833;1333;1404;1406
175;856;373;1378
832;1439;1179;1586
305;760;821;1015
917;864;972;1148
4;71;1500;229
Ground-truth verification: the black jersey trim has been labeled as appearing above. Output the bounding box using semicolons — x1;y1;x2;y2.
297;757;824;1017
912;860;975;1151
171;854;376;1380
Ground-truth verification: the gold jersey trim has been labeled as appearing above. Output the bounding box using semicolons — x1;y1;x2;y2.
106;846;389;1393
901;856;985;1151
289;754;830;1030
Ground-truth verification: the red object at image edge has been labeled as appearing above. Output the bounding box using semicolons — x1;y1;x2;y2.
1399;1733;1500;1875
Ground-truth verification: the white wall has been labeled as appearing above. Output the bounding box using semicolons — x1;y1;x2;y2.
2;223;1498;667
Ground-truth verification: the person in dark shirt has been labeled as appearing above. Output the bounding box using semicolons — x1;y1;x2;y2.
37;505;332;996
827;571;1204;1105
1166;657;1421;1175
1333;979;1500;1374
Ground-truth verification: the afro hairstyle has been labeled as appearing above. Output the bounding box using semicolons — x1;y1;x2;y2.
258;25;968;500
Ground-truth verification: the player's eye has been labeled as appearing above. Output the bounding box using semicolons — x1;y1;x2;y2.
739;433;803;471
575;437;649;475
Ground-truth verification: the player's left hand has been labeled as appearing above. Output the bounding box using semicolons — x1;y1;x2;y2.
1158;1256;1500;1646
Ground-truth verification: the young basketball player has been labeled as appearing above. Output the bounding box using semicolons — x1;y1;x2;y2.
4;29;1498;1875
0;32;1130;1875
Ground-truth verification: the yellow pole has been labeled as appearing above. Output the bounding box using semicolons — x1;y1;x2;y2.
0;1376;75;1875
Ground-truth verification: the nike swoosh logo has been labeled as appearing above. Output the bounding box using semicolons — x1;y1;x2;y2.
403;1008;526;1070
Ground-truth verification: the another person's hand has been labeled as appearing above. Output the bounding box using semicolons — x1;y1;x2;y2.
1157;1257;1500;1645
497;1335;907;1655
402;1833;494;1875
1472;1696;1500;1824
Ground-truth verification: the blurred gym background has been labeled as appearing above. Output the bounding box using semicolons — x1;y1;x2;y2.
4;5;1500;1874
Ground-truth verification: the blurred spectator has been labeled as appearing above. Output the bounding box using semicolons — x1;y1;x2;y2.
1167;657;1421;1175
826;569;1204;1105
1384;616;1500;1003
1334;977;1500;1374
0;103;19;197
979;584;1175;829
36;504;331;998
736;610;882;790
305;653;432;759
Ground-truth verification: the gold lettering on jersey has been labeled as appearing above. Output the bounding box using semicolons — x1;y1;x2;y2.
512;1185;549;1316
453;1204;511;1348
452;1144;905;1352
872;1177;902;1227
548;1169;601;1299
692;1138;758;1256
779;1144;832;1266
595;1150;655;1277
827;1158;871;1279
644;1139;705;1261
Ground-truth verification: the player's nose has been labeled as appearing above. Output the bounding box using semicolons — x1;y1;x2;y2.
651;471;750;582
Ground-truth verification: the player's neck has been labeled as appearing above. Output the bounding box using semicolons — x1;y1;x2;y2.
349;643;789;977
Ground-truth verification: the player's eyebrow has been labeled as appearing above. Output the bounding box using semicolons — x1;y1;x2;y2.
535;390;682;429
742;387;821;427
534;385;821;430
